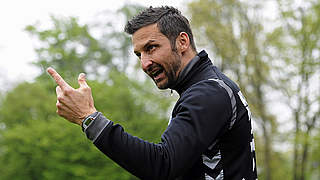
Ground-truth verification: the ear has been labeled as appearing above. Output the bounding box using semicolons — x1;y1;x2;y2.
175;32;190;55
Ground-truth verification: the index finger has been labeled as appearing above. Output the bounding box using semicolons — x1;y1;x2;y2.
47;67;72;91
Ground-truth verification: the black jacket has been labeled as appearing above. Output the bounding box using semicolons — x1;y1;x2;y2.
84;50;258;180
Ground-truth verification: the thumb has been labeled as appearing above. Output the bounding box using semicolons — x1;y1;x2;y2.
78;73;89;88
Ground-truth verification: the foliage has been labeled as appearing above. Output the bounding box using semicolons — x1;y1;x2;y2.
188;0;320;179
25;16;113;81
0;76;171;179
188;0;277;179
0;1;319;180
0;4;175;179
268;1;320;179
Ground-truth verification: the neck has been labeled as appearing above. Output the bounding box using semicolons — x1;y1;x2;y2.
180;49;197;70
170;48;197;90
171;50;210;95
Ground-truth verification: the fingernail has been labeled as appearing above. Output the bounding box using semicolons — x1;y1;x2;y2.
46;67;52;72
79;73;86;78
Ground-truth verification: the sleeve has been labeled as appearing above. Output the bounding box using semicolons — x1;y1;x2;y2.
86;80;232;180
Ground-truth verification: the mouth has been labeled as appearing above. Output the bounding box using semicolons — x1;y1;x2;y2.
149;67;164;82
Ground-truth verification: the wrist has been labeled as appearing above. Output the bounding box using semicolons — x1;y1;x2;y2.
78;108;97;125
83;112;110;142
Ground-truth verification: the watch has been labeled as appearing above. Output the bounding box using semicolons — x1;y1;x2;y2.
82;112;99;131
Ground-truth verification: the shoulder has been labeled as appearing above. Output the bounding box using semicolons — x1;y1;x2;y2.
178;80;231;109
182;79;229;98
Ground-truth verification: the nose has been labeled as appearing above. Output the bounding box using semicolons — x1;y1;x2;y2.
140;53;153;72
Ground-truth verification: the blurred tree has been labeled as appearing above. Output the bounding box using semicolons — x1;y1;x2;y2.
310;130;320;179
268;0;320;179
0;77;171;179
106;4;145;72
0;82;57;129
188;0;277;179
0;3;175;179
25;16;114;81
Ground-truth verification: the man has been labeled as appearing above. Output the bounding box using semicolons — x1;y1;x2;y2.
47;6;258;180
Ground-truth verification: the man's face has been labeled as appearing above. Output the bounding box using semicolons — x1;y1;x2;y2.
132;24;182;89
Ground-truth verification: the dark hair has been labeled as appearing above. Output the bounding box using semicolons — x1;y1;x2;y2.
124;6;196;52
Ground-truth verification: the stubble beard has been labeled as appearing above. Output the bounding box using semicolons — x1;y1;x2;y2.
156;51;181;90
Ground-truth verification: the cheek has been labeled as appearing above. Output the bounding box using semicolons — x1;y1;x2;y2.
151;46;176;68
170;53;182;73
156;45;172;58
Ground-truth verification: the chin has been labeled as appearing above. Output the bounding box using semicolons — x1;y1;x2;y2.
157;86;168;90
155;80;169;90
156;83;168;90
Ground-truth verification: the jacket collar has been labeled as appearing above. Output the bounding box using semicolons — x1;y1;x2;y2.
171;50;212;95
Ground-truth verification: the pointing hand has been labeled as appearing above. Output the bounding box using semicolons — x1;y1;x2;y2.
47;67;97;125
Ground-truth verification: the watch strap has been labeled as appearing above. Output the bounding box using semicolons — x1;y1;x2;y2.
83;112;111;142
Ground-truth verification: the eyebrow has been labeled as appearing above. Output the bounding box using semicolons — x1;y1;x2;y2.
134;40;156;55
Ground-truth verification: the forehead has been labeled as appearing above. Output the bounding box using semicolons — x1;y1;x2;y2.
132;24;168;51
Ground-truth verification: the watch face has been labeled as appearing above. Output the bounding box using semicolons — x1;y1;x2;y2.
84;117;93;126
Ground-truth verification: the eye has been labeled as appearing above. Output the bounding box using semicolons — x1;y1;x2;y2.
146;44;157;52
135;52;141;59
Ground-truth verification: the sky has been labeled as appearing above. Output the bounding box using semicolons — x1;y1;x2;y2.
0;0;185;92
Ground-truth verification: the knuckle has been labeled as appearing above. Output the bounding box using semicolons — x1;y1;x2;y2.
56;102;61;108
56;109;64;117
81;86;91;93
57;96;64;102
63;90;69;96
84;86;91;91
63;88;72;96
